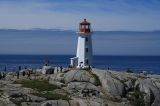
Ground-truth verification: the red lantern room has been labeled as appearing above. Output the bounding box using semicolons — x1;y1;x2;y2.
79;19;91;33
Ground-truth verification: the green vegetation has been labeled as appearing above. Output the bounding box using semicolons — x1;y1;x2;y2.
14;79;70;101
87;70;101;86
131;90;145;106
131;78;137;85
92;73;101;86
16;80;59;91
126;68;133;73
32;92;70;101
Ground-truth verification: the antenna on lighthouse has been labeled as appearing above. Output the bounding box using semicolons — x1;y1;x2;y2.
70;19;93;69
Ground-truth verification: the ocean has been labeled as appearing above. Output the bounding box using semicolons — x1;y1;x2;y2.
0;55;160;74
0;29;160;74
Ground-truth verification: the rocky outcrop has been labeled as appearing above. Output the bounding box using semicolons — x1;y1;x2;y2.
40;99;107;106
1;69;160;106
135;78;160;106
92;69;125;99
65;82;100;97
63;70;95;84
41;100;69;106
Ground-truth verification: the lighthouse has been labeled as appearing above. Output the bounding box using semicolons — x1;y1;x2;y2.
71;19;93;69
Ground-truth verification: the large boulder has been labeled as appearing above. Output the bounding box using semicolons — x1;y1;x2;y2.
49;73;65;82
135;78;160;106
64;70;95;84
21;102;40;106
26;94;46;102
92;69;125;99
65;82;100;97
40;99;107;106
40;100;69;106
69;98;108;106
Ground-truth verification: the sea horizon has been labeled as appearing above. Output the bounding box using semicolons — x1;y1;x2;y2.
0;54;160;74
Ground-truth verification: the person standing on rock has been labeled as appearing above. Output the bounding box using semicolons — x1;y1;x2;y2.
0;72;2;80
56;67;59;73
16;71;19;79
60;66;63;73
2;72;6;80
27;70;31;79
22;71;25;76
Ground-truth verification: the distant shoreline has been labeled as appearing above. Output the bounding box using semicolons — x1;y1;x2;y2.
0;28;160;33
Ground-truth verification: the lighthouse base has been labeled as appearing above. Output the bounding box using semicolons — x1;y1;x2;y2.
70;57;78;68
70;57;91;69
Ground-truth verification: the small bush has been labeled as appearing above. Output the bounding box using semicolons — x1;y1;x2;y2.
126;69;133;73
92;73;101;86
131;78;137;85
130;90;145;106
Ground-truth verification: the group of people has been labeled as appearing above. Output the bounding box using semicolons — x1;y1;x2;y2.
45;66;63;74
16;66;32;79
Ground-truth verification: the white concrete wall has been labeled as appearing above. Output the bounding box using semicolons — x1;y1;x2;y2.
85;35;93;66
76;33;93;68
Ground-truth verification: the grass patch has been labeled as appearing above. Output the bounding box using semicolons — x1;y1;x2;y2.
32;92;70;101
16;80;59;91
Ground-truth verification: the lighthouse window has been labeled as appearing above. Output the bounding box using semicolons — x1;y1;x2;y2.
87;25;90;29
85;48;88;52
85;38;88;42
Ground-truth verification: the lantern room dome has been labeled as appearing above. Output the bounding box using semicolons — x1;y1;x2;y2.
80;19;90;25
79;19;91;33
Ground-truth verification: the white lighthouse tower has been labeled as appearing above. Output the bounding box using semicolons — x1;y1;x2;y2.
71;19;93;69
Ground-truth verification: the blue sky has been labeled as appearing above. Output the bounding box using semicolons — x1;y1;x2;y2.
0;0;160;31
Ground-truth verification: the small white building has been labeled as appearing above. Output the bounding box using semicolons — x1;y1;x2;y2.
71;19;93;69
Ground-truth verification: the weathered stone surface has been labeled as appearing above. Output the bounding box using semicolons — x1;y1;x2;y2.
64;70;95;84
49;73;64;82
0;102;16;106
92;69;125;98
147;74;160;79
26;94;46;102
52;89;68;96
40;100;69;106
1;68;160;106
66;82;100;97
136;78;160;106
21;102;40;106
69;98;108;106
49;81;65;87
124;79;134;91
